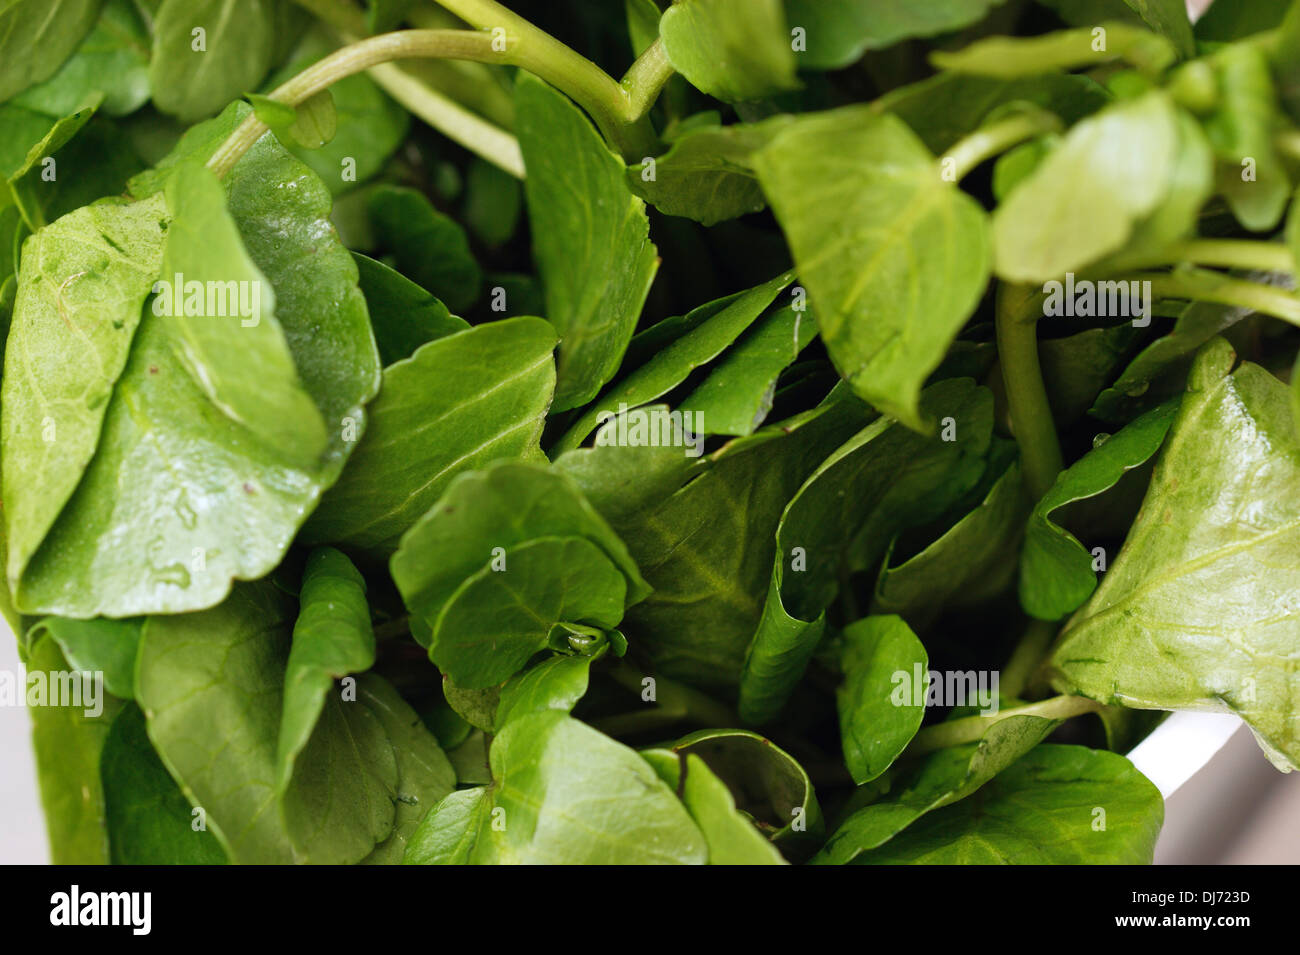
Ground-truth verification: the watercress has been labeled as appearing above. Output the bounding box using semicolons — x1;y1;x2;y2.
4;0;1299;867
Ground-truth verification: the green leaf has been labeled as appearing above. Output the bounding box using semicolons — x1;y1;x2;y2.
356;674;456;865
135;584;298;864
1049;339;1300;771
403;785;490;864
0;0;102;103
353;251;468;366
1274;3;1300;121
641;750;787;864
1203;44;1292;232
738;380;992;723
495;653;596;726
245;92;298;133
431;537;627;688
160;160;330;466
851;745;1163;864
1196;0;1293;42
393;460;649;623
12;0;152;118
485;712;707;863
277;689;398;865
992;91;1180;282
442;676;501;732
302;317;556;557
26;616;141;699
1;192;168;593
872;460;1025;627
837;616;928;785
668;728;822;851
1020;400;1177;621
285;90;336;149
814;714;1057;864
784;0;1009;70
367;185;481;313
149;0;276;122
677;302;818;436
276;547;375;792
9;134;380;616
101;703;227;864
626;0;663;56
1;94;104;231
26;632;122;864
391;461;649;687
753;108;991;430
136;582;406;864
930;22;1177;78
660;0;797;102
462;157;521;247
627;116;795;226
559;396;871;688
1121;0;1195;60
515;73;658;412
410;712;707;864
554;271;794;451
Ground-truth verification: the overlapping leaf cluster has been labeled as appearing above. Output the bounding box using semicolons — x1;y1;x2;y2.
3;0;1299;866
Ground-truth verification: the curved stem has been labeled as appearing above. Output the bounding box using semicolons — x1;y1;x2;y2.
905;695;1103;756
996;282;1063;501
1127;270;1300;327
943;110;1059;182
208;30;520;178
367;60;524;175
426;0;658;154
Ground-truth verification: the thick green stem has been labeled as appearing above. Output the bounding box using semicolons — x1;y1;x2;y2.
208;29;523;177
622;39;675;122
996;282;1063;501
1000;618;1057;700
944;110;1060;182
905;695;1103;756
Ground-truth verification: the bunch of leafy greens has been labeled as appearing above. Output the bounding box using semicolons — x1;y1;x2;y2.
3;0;1299;866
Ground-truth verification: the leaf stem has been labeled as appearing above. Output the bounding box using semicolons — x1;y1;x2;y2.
621;39;675;123
425;0;659;155
207;29;524;178
1000;617;1058;700
1123;269;1300;326
905;694;1103;756
943;110;1060;182
995;282;1062;501
1115;238;1296;275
